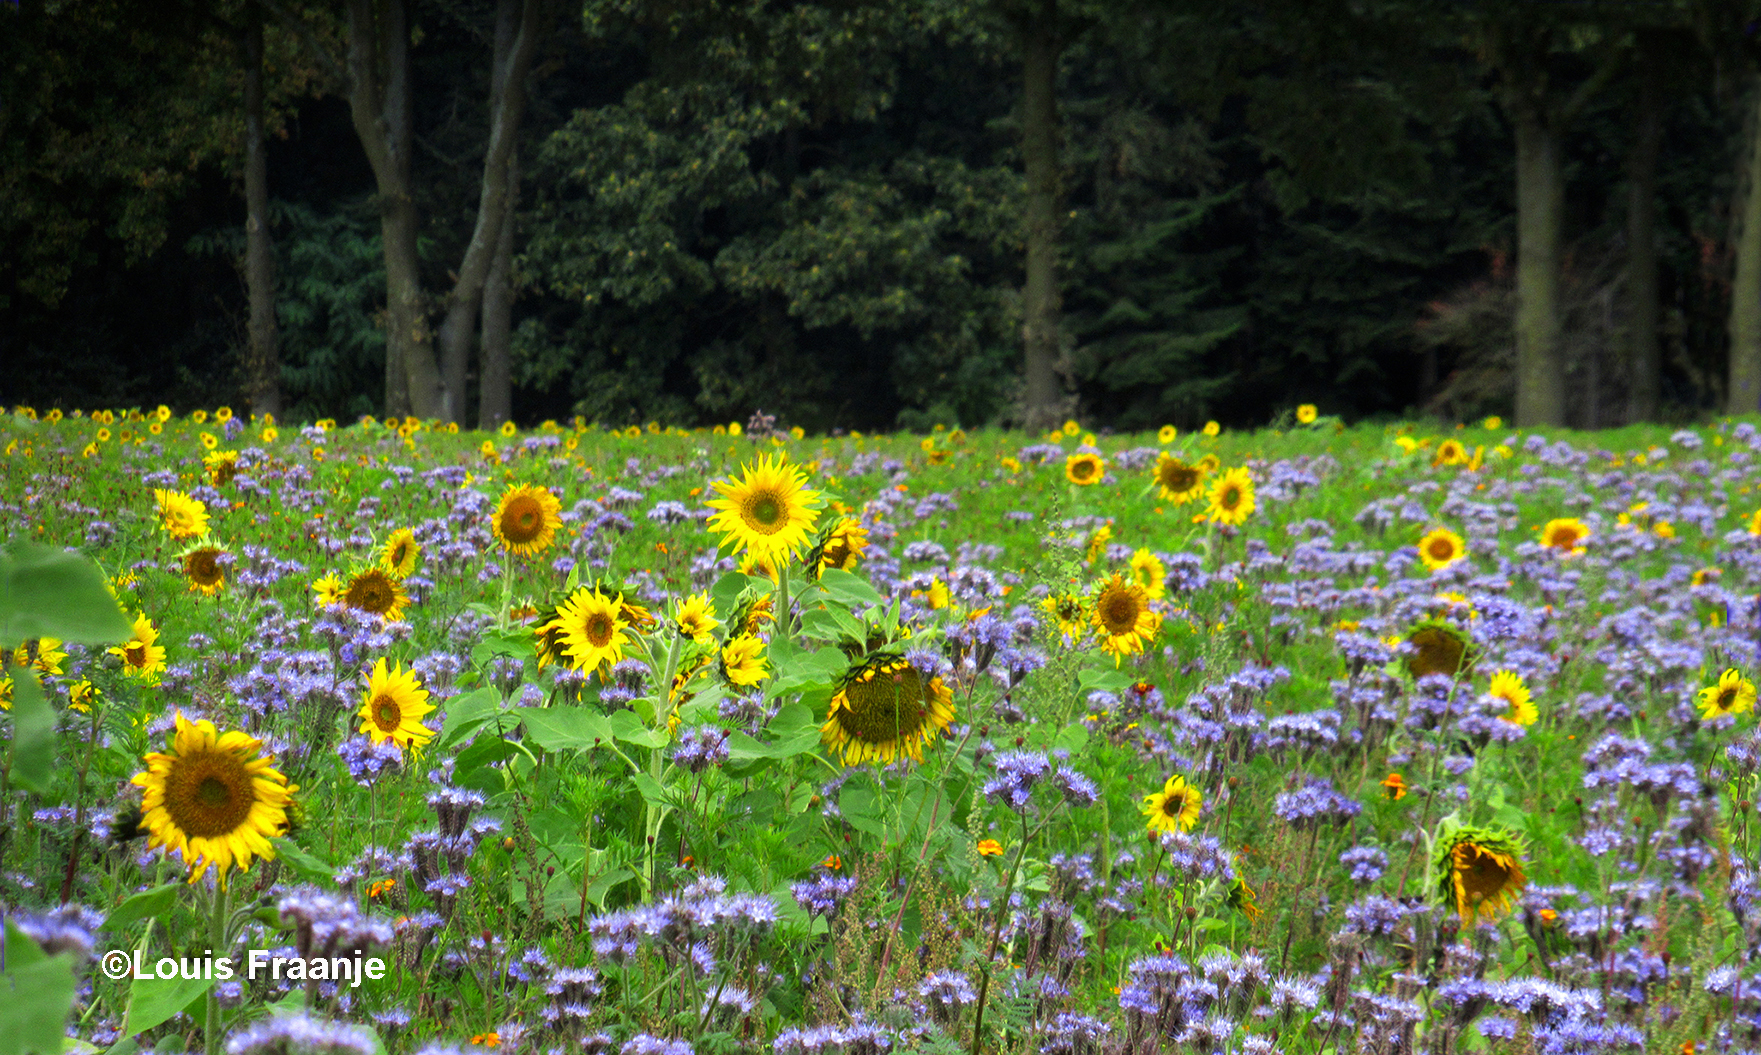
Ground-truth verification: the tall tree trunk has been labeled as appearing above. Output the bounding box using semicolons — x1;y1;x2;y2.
346;0;441;418
1019;0;1064;433
437;0;541;424
1730;76;1761;416
1514;108;1566;427
242;3;281;419
1627;38;1662;424
479;151;516;430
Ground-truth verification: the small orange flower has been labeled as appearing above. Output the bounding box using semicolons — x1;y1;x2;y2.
367;878;397;899
976;839;1004;857
822;854;843;870
1381;773;1408;800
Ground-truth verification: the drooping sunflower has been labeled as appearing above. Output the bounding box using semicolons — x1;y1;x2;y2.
706;454;821;562
817;517;871;573
1697;667;1757;721
1065;453;1105;487
1417;527;1466;573
1141;775;1201;835
358;658;435;750
739;550;780;584
1205;467;1256;526
1296;404;1318;425
1401;619;1472;680
153;488;210;540
132;712;295;885
180;544;228;596
550;587;630;674
1487;670;1536;726
1151;453;1206;504
1091;573;1161;663
720;633;769;687
674;592;720;642
1226;876;1262;921
1040;591;1087;639
1129;549;1167;600
343;568;410;623
109;614;167;682
1539;518;1590;556
821;657;956;766
1433;822;1527;926
380;528;421;577
204;449;240;487
1085;523;1114;564
493;485;562;558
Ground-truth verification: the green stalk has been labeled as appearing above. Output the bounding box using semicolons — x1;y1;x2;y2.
969;810;1032;1055
774;558;792;646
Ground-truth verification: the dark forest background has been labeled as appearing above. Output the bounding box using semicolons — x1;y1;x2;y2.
6;0;1761;433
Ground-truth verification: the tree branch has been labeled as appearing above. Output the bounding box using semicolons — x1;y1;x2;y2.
1557;35;1627;129
257;0;348;89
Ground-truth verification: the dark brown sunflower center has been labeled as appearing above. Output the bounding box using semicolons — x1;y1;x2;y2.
1071;460;1096;480
742;492;785;532
1162;793;1186;818
1098;590;1141;634
1408;629;1465;678
840;666;929;745
165;752;256;839
1428;539;1455;560
1159;465;1198;491
187;551;221;584
501;496;544;543
1220;485;1242;510
1719;688;1739;710
348;574;393;613
1455;846;1511;901
373;696;401;731
125;642;147;666
391;543;410;566
584;612;615;648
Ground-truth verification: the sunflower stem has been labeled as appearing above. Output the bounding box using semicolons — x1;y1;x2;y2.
205;880;230;1055
774;559;792;646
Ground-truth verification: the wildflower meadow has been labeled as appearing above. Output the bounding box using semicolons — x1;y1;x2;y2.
5;405;1761;1055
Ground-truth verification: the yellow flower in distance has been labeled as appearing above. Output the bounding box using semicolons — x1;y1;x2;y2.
131;712;295;885
153;488;210;540
109;613;167;682
1296;404;1318;425
1157;424;1177;444
1141;775;1201;834
1540;518;1590;556
204;449;240;486
1698;668;1757;721
1205;467;1255;526
549;587;629;674
707;454;822;562
1202;421;1220;437
820;657;956;766
1091;573;1160;663
1065;452;1105;486
493;484;562;558
380;528;421;577
1433;439;1470;466
358;658;435;750
1417;527;1466;573
1487;670;1535;726
1152;453;1206;504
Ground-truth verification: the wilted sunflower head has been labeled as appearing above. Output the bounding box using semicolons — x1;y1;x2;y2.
1432;820;1527;925
181;545;228;596
1403;619;1472;680
344;568;410;622
1152;453;1205;503
821;657;956;766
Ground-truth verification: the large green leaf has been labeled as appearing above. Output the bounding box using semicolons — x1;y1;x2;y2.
0;921;75;1055
122;972;214;1038
6;669;55;794
0;544;133;643
517;707;615;753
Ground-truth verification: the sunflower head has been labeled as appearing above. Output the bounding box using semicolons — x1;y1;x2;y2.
1486;670;1536;726
1091;573;1159;664
358;658;435;750
1433;439;1470;466
1157;424;1177;444
1205;467;1256;526
1041;591;1087;639
204;449;240;487
812;517;871;575
1128;549;1167;600
706;454;822;562
108;613;166;683
673;592;720;642
821;657;956;766
180;544;228;596
1152;453;1206;503
1295;404;1318;426
1402;619;1472;680
549;587;630;674
1539;518;1590;556
153;488;211;540
1065;453;1105;486
1417;527;1466;573
1698;667;1757;721
494;485;562;557
1432;821;1527;925
380;528;421;577
1140;775;1201;834
720;633;769;687
344;568;410;623
130;712;295;885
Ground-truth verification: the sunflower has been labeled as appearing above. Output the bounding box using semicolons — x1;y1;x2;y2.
13;637;65;676
1433;439;1470;467
1433;822;1527;926
706;453;822;563
917;578;951;610
1205;467;1256;526
1402;620;1471;680
1062;419;1080;436
311;574;343;606
1065;453;1105;486
721;633;769;687
818;518;870;573
1226;876;1262;921
1040;591;1087;639
180;544;228;596
204;449;240;487
550;587;629;673
1417;527;1466;573
1085;523;1113;564
1296;404;1318;425
131;712;295;885
1380;773;1408;800
493;485;562;558
1128;549;1167;600
1202;421;1220;437
1157;425;1177;444
358;658;435;750
343;568;410;623
1141;775;1201;835
674;592;720;642
1091;573;1160;663
109;614;167;682
1697;668;1757;721
380;528;421;577
153;488;210;540
67;680;98;713
820;657;956;766
1487;670;1536;726
1539;518;1590;556
739;550;780;583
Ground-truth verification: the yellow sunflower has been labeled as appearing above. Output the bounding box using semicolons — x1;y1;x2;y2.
1202;421;1220;437
1128;549;1167;600
1065;452;1105;486
358;658;435;750
1151;453;1206;504
1539;518;1590;556
1205;467;1256;526
1157;425;1177;444
1487;670;1535;726
720;633;769;687
1141;775;1201;835
1296;404;1318;425
311;574;343;606
1698;668;1757;721
133;713;294;885
180;544;228;596
1433;823;1527;926
707;454;822;562
1091;573;1161;663
674;592;720;642
109;614;167;682
1041;591;1087;639
343;568;410;623
67;680;98;713
739;550;781;584
821;658;956;766
1085;523;1114;564
549;587;630;673
493;485;562;557
153;488;210;540
380;528;421;577
1433;439;1470;466
204;449;240;487
1417;527;1466;573
13;637;65;677
818;517;870;573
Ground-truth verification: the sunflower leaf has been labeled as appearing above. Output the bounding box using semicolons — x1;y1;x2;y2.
6;668;55;794
517;707;616;754
0;543;133;644
104;883;183;933
122;971;214;1038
